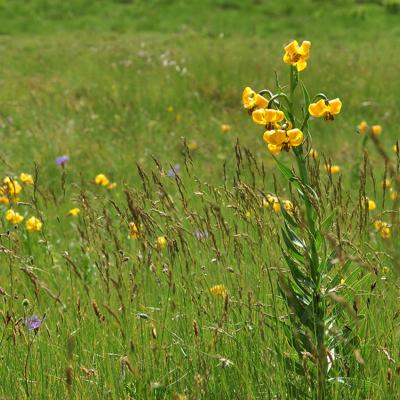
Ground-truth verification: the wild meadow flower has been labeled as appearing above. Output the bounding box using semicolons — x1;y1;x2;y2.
371;125;382;135
129;222;139;239
68;208;80;217
325;164;341;174
5;209;24;224
374;220;391;239
242;87;268;111
283;40;311;71
156;236;167;250
3;177;22;196
361;197;376;211
221;124;231;133
357;121;369;134
382;179;391;189
56;155;69;166
19;173;33;185
309;98;342;120
107;182;117;190
25;315;43;332
210;284;227;297
26;216;43;232
0;195;9;204
393;144;399;153
252;109;285;127
263;128;303;155
94;174;110;186
167;164;181;178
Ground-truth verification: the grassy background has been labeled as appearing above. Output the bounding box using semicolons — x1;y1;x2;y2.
0;0;399;399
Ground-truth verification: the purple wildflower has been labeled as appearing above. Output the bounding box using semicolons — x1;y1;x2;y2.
194;230;208;240
25;315;43;332
56;155;70;166
167;164;180;178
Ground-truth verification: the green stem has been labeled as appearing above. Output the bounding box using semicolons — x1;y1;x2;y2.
288;66;326;399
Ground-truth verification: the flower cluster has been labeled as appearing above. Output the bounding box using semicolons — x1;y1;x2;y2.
373;220;391;239
262;195;294;215
242;88;304;155
242;40;341;155
1;174;42;233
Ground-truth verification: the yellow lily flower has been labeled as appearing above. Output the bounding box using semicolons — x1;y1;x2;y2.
263;128;303;154
242;87;268;110
283;40;311;71
252;109;285;126
309;98;342;120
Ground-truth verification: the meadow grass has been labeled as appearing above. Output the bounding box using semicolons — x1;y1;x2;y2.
0;1;399;399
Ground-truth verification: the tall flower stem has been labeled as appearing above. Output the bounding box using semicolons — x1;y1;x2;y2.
288;67;327;400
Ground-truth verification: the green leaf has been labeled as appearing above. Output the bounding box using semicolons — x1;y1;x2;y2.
300;81;311;118
321;212;335;231
273;158;301;190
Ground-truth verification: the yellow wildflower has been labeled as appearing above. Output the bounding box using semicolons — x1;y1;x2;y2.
3;177;22;195
393;144;399;153
156;236;167;250
210;284;227;298
325;164;341;174
382;179;391;189
380;226;391;239
0;195;9;204
19;173;34;185
129;222;139;239
357;121;369;134
371;125;382;135
5;209;24;224
309;149;318;159
26;216;42;232
107;182;117;190
94;174;110;186
263;128;303;155
252;109;285;127
373;220;391;239
242;87;268;110
221;124;232;133
283;40;311;71
264;194;281;212
68;208;80;217
309;98;342;120
283;200;295;215
361;197;376;211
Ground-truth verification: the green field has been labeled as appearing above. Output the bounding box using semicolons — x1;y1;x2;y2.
0;1;399;399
